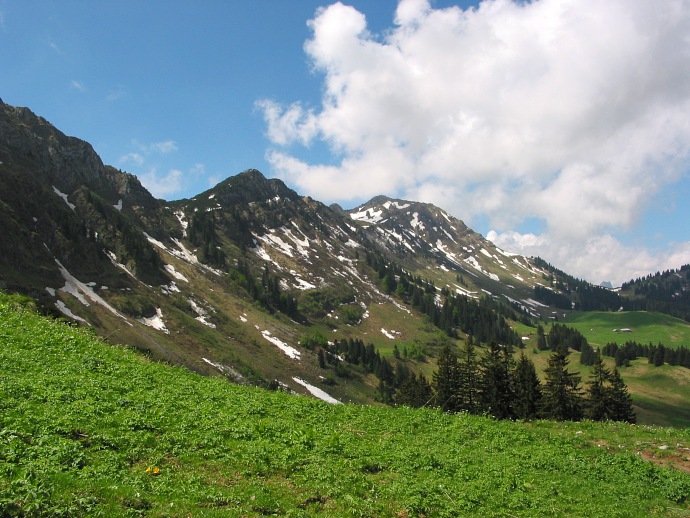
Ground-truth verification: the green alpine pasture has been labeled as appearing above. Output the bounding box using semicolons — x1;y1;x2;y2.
2;293;690;516
562;311;690;349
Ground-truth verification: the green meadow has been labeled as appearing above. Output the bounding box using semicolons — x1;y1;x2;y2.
2;293;690;516
562;311;690;348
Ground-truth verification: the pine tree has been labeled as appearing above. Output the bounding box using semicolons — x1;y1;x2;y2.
585;355;610;421
395;373;433;408
457;336;481;413
512;352;543;420
653;344;666;367
479;341;514;419
542;350;584;421
615;347;629;367
607;367;636;423
433;345;460;412
536;325;547;351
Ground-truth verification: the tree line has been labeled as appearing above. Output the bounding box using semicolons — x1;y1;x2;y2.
532;258;624;311
397;337;635;423
620;265;690;322
602;340;690;369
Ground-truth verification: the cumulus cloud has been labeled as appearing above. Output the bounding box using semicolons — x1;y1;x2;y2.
259;0;690;282
119;152;144;166
256;100;318;146
488;230;690;286
118;141;191;199
148;140;178;154
139;168;183;198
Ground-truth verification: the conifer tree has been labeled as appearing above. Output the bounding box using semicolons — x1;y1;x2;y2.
607;367;636;423
542;350;584;421
653;344;666;367
585;354;610;421
615;347;629;367
395;373;433;408
479;341;514;419
433;345;460;412
457;336;481;413
536;325;547;351
512;352;543;420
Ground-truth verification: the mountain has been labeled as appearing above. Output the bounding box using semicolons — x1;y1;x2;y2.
347;195;552;310
1;98;689;411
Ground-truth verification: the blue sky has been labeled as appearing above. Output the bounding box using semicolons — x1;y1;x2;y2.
2;0;690;285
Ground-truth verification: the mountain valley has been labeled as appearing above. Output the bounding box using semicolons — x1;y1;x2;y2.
1;98;690;424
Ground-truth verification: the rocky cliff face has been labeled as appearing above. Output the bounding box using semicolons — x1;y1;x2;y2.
0;100;107;193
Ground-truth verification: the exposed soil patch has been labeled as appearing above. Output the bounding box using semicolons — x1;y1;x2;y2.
637;446;690;474
590;439;690;474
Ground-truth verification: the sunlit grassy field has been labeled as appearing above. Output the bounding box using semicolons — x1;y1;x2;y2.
2;293;690;516
562;311;690;348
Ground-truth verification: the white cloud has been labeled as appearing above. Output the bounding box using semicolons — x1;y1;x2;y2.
70;80;87;93
488;230;690;286
260;0;690;282
118;152;145;166
148;140;178;154
256;100;318;146
190;163;205;175
139;168;183;199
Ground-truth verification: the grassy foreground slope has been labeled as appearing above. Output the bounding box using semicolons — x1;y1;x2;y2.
2;294;690;517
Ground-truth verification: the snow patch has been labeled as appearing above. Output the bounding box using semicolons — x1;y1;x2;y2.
410;212;424;230
56;259;131;324
381;328;397;339
290;270;317;290
190;298;216;328
164;264;189;282
383;200;410;210
138;308;169;334
143;232;168;251
105;250;137;279
52;186;75;211
113;199;122;211
252;242;273;262
350;207;384;224
174;211;188;237
292;377;341;404
55;300;88;323
202;357;244;382
262;330;301;360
